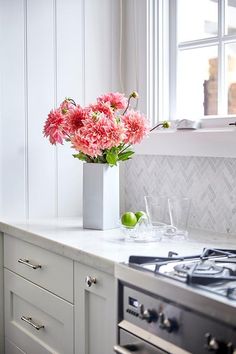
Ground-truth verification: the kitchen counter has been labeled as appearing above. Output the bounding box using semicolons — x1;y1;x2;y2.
0;217;235;274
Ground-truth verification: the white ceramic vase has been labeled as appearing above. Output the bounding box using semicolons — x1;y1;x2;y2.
83;163;120;230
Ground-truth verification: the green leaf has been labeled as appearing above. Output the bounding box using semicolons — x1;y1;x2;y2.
118;150;135;161
73;152;88;162
106;150;118;166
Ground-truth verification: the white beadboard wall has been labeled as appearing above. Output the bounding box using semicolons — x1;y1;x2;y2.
0;0;121;219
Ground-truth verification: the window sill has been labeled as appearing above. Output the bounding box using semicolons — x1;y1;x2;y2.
134;127;236;158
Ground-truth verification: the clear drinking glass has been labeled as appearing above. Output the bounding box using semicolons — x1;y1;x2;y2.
144;195;170;228
167;197;191;240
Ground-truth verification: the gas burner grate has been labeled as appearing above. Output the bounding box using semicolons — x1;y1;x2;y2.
227;287;236;300
186;260;236;286
128;248;236;300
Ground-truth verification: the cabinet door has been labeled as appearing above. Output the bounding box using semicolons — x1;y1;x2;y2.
5;269;74;354
5;338;26;354
0;233;3;354
74;262;116;354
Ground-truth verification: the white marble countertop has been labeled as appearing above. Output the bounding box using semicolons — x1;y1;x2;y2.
0;217;235;274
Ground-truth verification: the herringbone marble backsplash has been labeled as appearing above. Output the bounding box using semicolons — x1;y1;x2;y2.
123;155;236;234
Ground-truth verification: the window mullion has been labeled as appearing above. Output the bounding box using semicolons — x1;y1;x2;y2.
147;0;155;126
154;0;159;124
169;0;177;120
162;0;169;122
157;0;169;123
218;0;226;115
148;0;169;125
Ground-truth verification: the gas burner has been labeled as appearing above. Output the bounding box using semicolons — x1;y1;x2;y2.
128;248;236;300
174;261;224;278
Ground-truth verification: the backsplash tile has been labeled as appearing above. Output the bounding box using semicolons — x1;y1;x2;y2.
123;155;236;235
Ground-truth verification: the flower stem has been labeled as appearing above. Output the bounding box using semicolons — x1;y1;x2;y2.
123;97;131;115
150;121;169;132
122;91;139;115
119;144;131;155
118;122;169;155
67;98;77;106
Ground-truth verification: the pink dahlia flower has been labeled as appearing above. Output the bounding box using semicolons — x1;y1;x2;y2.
43;109;68;145
71;113;125;157
66;105;89;133
90;101;113;118
122;109;150;145
71;134;102;157
97;92;127;110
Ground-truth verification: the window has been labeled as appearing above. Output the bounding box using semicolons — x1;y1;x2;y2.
148;0;236;126
132;0;236;157
171;0;236;121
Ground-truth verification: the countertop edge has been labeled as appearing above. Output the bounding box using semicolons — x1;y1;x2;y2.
0;221;115;275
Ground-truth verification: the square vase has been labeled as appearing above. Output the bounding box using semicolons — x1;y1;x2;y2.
83;163;120;230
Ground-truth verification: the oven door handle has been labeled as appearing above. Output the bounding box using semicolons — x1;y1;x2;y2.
113;344;138;354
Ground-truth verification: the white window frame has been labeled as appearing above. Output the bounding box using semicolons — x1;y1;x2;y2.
147;0;236;128
140;0;236;158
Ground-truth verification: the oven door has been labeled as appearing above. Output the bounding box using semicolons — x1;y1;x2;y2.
114;329;168;354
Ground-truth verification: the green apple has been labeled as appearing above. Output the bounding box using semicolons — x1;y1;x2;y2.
135;211;147;221
121;212;137;228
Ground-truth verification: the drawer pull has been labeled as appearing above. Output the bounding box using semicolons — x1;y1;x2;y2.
85;275;96;287
113;345;137;354
21;316;45;330
18;258;42;270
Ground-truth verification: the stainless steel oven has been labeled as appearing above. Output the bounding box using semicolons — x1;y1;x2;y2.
114;329;168;354
114;249;236;354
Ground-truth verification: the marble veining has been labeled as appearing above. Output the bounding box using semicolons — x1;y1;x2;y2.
124;155;236;235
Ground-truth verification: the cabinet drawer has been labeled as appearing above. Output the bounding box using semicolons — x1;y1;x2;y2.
4;234;73;302
4;269;74;354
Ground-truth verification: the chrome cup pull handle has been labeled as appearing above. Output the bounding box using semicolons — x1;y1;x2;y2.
113;345;138;354
21;316;45;330
18;258;42;270
85;275;96;287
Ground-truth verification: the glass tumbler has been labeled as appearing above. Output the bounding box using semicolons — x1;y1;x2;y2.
167;196;191;240
144;195;170;229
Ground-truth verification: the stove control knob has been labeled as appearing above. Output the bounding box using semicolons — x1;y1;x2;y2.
139;304;158;323
205;333;219;351
227;342;235;354
159;312;178;333
205;333;235;353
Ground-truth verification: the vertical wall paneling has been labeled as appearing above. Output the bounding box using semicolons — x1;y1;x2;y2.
135;0;147;115
84;0;113;103
0;0;122;219
111;0;121;91
27;0;56;218
56;0;84;216
122;0;147;114
122;0;133;96
0;0;26;218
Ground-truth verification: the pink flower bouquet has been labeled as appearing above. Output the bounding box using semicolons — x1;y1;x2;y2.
43;91;150;166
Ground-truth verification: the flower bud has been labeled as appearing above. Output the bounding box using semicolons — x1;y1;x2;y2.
130;91;139;99
162;121;170;128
